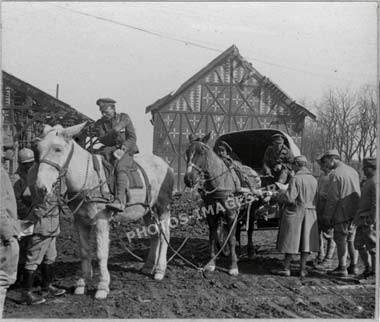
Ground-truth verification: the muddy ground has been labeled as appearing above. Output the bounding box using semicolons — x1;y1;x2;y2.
4;193;377;319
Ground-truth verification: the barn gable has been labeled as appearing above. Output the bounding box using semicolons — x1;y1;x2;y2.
145;45;316;190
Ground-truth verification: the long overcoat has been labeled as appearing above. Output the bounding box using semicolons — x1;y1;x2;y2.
276;167;319;254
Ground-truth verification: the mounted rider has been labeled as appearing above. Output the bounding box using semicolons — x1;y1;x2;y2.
94;98;139;212
262;133;294;184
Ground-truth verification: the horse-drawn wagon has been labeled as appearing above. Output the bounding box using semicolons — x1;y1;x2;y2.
214;129;300;231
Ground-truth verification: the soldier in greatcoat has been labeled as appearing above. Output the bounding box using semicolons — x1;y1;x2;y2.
315;154;336;267
321;149;361;277
273;155;319;277
21;164;65;305
0;166;20;318
94;98;139;212
263;134;294;184
353;157;377;278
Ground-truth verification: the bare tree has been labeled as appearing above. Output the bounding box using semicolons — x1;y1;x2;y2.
303;86;377;163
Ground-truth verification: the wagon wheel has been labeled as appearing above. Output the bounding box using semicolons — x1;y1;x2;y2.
216;220;231;257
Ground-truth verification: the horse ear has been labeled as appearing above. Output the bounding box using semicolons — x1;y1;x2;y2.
201;132;212;144
42;125;53;136
188;134;195;142
62;122;87;139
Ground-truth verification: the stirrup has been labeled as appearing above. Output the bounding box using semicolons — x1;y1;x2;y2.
106;201;125;212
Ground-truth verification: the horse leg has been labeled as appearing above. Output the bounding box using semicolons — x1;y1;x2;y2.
247;208;255;258
227;211;239;276
154;209;170;281
247;224;255;258
141;213;160;276
74;219;93;295
205;214;218;272
94;217;110;299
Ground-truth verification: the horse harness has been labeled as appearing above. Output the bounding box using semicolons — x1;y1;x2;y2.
39;142;152;216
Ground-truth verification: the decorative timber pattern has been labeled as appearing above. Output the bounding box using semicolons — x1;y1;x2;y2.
146;45;316;190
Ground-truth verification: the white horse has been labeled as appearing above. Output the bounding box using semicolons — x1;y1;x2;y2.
34;122;174;299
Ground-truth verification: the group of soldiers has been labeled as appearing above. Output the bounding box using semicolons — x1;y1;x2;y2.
273;149;377;278
0;98;138;314
215;133;377;279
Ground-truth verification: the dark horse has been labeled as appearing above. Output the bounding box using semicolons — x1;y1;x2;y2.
184;133;240;275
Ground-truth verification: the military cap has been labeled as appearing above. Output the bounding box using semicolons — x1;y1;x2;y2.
324;149;340;158
294;155;307;163
217;141;232;152
363;157;376;169
96;98;116;106
271;133;284;143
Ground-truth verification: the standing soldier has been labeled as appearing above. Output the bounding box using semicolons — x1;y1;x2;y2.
273;155;319;277
315;154;336;267
353;157;377;278
321;149;361;277
13;148;36;283
263;134;294;184
21;164;65;305
0;166;20;318
94;98;139;212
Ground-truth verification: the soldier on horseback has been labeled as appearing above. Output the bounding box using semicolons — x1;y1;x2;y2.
94;98;139;212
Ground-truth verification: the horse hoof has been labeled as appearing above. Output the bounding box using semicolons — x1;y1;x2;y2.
205;264;216;272
154;272;165;281
229;268;239;276
74;286;85;295
95;290;108;299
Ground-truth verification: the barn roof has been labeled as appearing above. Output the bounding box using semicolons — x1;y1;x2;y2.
2;71;93;123
145;45;316;120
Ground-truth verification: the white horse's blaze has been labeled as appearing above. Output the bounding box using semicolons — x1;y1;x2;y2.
36;123;174;299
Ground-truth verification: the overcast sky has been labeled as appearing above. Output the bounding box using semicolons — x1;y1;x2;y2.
2;2;377;154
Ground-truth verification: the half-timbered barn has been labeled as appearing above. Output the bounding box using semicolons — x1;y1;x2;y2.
2;71;93;175
147;45;316;190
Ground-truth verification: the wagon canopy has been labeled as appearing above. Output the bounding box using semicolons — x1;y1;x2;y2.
214;129;301;172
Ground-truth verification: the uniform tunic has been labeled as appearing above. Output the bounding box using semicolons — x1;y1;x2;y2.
276;168;319;254
0;167;20;287
322;161;361;245
322;161;361;226
354;176;376;251
263;144;294;173
94;112;138;156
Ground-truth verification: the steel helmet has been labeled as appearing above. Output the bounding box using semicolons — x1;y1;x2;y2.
18;148;35;163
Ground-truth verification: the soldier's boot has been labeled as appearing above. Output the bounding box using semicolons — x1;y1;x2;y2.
347;263;359;276
22;270;46;305
272;254;292;276
300;252;308;278
107;172;130;212
41;264;65;297
370;252;376;276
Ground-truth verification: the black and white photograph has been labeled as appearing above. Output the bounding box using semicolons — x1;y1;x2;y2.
0;1;378;320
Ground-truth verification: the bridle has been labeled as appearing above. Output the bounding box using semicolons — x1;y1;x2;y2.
40;142;75;180
38;137;94;215
186;141;232;194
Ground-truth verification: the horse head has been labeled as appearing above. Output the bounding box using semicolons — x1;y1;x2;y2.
184;132;212;188
35;122;87;198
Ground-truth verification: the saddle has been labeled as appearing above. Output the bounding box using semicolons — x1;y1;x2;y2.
92;154;144;196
